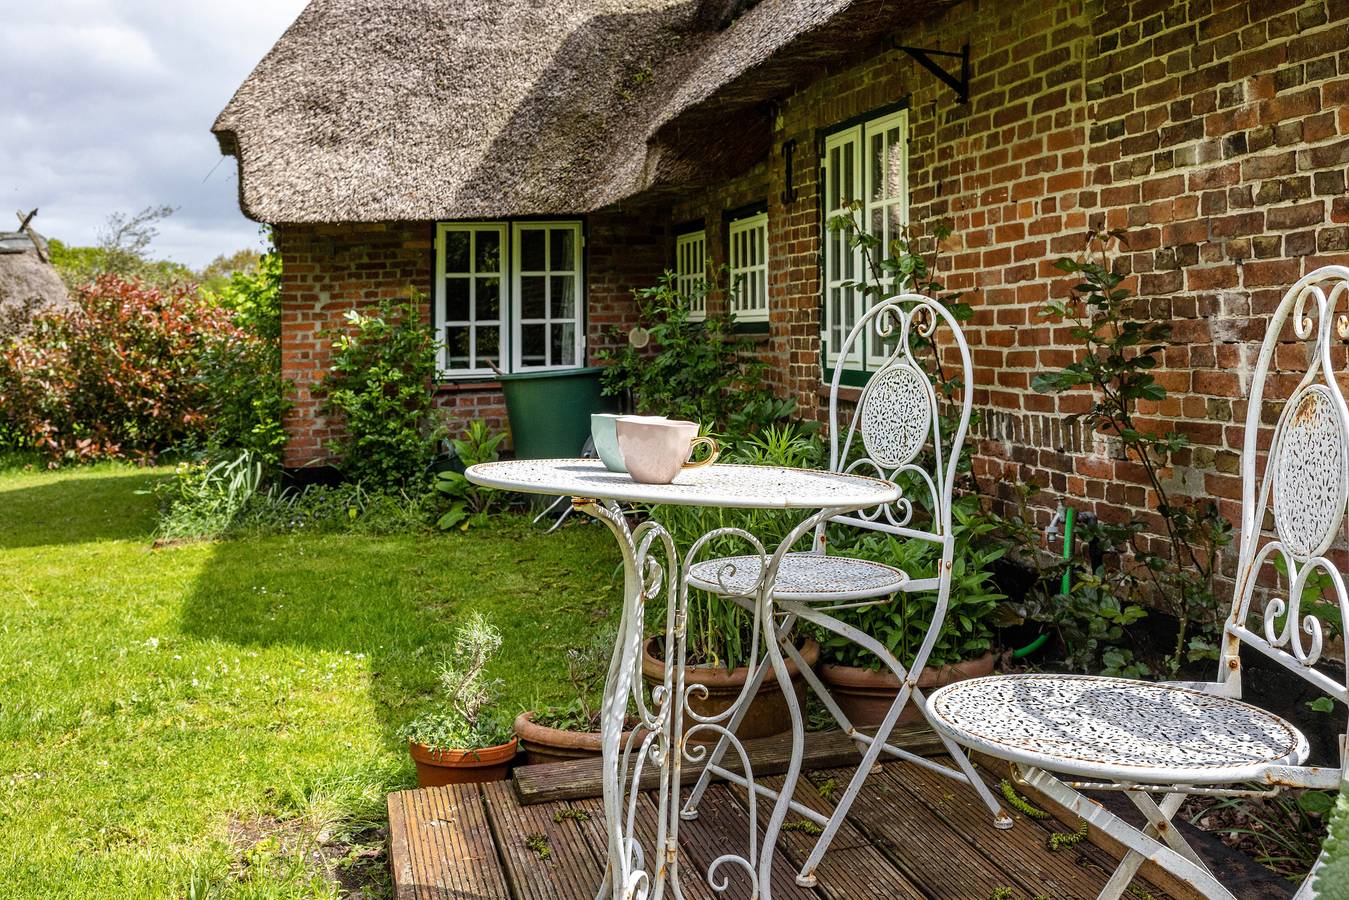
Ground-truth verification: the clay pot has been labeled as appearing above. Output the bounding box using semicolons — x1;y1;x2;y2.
641;637;820;743
513;711;650;766
819;652;996;728
408;737;518;787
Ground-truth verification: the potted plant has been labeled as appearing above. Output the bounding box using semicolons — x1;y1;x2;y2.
817;494;1004;727
399;613;518;786
514;630;649;765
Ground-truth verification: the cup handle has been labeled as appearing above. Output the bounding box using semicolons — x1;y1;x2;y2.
682;436;720;469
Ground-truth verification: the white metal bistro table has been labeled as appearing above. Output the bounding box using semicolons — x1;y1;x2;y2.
466;458;900;900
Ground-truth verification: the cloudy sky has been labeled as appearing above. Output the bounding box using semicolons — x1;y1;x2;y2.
1;1;308;269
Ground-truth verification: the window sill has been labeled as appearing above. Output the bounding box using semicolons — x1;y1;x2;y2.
436;379;502;393
821;383;863;404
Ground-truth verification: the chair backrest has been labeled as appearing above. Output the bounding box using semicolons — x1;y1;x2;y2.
1222;266;1349;714
815;293;974;561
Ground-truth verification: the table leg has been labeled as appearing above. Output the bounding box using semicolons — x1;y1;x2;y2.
578;499;685;900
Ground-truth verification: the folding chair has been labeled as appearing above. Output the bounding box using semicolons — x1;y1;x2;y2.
680;293;1012;888
927;265;1349;898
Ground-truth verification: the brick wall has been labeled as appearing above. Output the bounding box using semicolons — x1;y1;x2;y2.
675;0;1349;554
276;210;661;468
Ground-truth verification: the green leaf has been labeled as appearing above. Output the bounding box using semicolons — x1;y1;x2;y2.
1299;790;1335;815
1308;697;1336;714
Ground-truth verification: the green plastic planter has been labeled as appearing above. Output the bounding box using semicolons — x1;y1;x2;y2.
497;366;616;459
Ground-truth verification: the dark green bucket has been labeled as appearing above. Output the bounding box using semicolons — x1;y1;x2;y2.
498;366;616;460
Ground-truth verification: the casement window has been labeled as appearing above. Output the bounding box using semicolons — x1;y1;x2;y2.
434;221;585;377
821;107;909;371
675;229;708;320
727;211;769;323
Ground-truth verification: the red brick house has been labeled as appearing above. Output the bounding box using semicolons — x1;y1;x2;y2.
214;0;1349;529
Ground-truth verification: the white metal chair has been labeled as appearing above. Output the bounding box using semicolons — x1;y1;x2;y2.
680;293;1012;888
927;265;1349;899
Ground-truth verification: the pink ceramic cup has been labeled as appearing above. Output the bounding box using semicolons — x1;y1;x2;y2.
614;417;720;484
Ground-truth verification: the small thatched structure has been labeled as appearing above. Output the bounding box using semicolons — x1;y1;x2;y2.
212;0;952;224
0;229;70;330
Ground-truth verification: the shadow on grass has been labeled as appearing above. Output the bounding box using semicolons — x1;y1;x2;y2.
0;471;165;549
177;519;622;746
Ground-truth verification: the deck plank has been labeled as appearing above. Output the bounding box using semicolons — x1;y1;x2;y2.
393;783;511;900
512;726;942;805
728;774;928;899
807;765;1033;900
482;781;601;899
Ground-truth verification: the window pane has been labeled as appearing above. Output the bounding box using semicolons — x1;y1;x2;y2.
551;323;576;367
521;324;546;365
476;230;500;273
888;204;905;240
886;126;904;198
520;229;545;271
521;275;546;318
444;277;470;322
828;146;840;207
842;142;855;204
550;275;575;318
478;326;500;364
550;229;574;271
446;326;471;366
478;277;500;320
870;132;884;202
444;231;470;273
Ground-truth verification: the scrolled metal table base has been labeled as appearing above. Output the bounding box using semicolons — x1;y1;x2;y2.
578;497;840;900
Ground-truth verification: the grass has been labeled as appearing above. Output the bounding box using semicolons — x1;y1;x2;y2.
0;461;621;898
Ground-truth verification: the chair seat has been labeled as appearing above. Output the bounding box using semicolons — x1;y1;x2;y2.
686;552;908;602
927;673;1309;784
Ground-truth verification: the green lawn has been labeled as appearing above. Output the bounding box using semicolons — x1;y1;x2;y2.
0;463;621;898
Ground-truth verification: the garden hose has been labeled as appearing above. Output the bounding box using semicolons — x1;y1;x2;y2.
1010;505;1074;660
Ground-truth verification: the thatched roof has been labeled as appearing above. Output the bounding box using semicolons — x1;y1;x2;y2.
214;0;952;224
0;230;70;324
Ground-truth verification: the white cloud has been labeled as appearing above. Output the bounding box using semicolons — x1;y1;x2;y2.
0;0;308;268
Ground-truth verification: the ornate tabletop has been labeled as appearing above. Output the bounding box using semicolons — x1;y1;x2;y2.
465;458;899;510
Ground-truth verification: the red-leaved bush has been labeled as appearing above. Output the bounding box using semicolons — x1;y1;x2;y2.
0;275;246;465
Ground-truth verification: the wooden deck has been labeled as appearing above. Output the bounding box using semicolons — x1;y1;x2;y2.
389;729;1293;900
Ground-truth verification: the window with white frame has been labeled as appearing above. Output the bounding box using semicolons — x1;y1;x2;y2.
675;230;707;320
821;107;909;370
728;211;769;322
437;223;506;376
513;222;584;371
434;221;585;377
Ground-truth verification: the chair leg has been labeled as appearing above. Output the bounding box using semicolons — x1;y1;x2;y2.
1018;766;1235;900
680;612;796;820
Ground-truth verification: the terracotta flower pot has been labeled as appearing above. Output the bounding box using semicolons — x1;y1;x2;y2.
641;636;820;743
819;652;995;728
513;711;650;766
408;737;518;787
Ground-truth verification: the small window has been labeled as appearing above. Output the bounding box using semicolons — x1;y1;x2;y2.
728;211;769;323
675;230;707;320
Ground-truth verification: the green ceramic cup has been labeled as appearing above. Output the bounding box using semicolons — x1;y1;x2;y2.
590;413;628;472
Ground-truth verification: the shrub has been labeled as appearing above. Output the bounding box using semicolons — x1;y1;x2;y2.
200;250;290;465
319;295;446;489
0;275;243;464
434;420;509;531
598;272;799;446
154;452;265;542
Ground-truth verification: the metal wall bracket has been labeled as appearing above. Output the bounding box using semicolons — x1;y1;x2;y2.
892;41;970;104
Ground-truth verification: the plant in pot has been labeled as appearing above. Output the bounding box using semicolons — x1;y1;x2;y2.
819;494;1005;727
399;613;518;786
514;629;650;765
641;425;824;742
